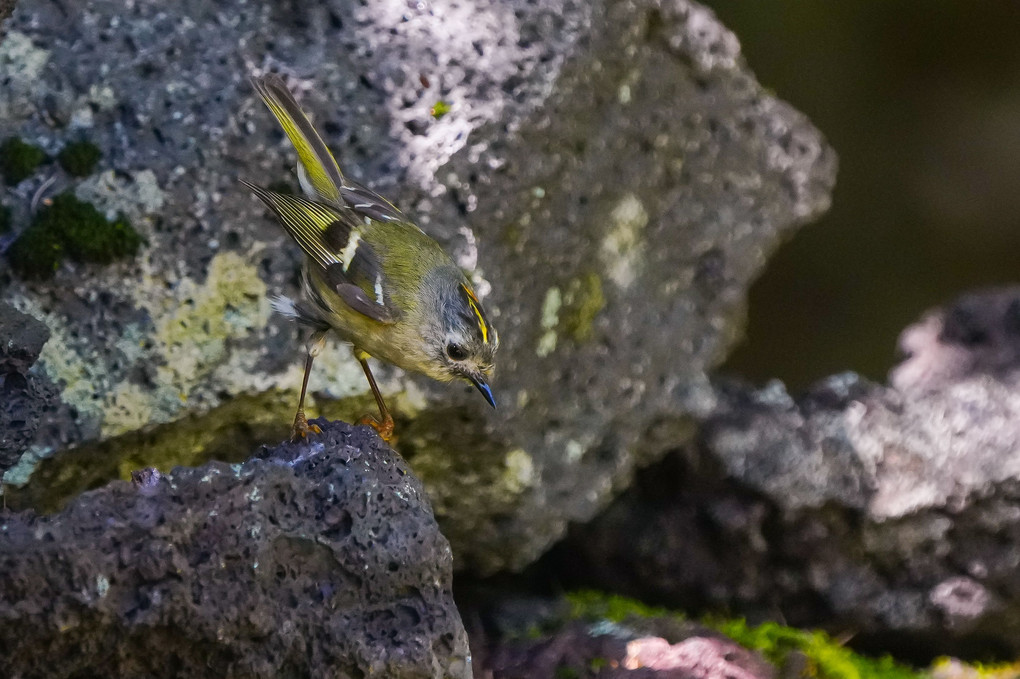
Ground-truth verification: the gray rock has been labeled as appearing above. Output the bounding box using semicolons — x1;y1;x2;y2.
0;301;53;473
0;0;835;574
553;287;1020;657
0;299;49;370
466;594;776;679
0;419;471;679
0;1;14;29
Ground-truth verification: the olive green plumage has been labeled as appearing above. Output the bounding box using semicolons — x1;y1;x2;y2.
244;74;497;438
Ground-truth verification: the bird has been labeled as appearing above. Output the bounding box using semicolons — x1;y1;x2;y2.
244;73;498;442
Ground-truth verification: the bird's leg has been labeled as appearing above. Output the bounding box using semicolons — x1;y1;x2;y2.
354;348;395;442
292;330;327;441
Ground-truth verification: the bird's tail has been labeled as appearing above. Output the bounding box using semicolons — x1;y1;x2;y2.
251;74;346;204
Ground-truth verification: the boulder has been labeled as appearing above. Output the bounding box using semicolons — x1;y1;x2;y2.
550;288;1020;659
0;0;835;574
0;420;471;678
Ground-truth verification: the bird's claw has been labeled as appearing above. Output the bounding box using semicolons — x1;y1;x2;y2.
291;411;321;441
358;413;395;443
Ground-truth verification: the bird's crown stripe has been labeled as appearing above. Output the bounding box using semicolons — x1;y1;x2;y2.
461;284;489;344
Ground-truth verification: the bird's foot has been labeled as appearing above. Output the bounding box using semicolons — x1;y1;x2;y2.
358;413;395;443
291;410;322;441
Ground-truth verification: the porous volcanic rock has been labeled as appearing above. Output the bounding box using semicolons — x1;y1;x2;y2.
0;419;471;679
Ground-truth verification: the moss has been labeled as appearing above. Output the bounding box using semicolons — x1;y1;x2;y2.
0;203;11;234
7;192;142;279
931;658;1020;679
7;219;66;277
568;592;923;679
4;389;381;515
57;140;102;177
711;619;920;679
0;137;47;184
567;590;674;624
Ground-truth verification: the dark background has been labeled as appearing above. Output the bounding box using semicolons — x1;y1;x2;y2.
712;3;1020;391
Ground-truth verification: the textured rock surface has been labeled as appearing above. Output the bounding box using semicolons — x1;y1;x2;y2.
550;287;1020;659
0;301;54;473
0;1;13;29
0;420;471;679
484;623;773;679
464;594;776;679
0;0;835;574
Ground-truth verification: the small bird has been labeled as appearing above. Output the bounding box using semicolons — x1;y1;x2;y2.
245;74;498;441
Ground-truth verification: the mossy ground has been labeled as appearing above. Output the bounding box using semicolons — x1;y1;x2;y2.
567;591;926;679
6;192;142;278
0;137;47;184
715;619;920;679
3;389;379;514
57;140;102;177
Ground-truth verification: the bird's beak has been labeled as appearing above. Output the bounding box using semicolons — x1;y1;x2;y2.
468;374;496;409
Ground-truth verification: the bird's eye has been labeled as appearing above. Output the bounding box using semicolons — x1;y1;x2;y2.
446;343;468;361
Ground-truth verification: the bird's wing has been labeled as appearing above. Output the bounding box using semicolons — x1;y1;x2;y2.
339;180;409;226
242;182;398;324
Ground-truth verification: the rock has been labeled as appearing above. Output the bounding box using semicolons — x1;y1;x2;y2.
0;301;53;474
0;299;48;370
0;0;835;574
549;287;1020;658
0;419;471;678
484;624;774;679
465;593;776;679
0;1;14;29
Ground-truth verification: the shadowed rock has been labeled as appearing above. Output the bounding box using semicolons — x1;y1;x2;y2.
0;301;53;474
550;287;1020;659
0;420;471;678
466;594;776;679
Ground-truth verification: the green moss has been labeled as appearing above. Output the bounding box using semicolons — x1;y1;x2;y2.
4;389;381;514
567;590;674;624
569;592;923;679
7;192;142;279
6;220;64;277
931;658;1020;679
57;140;102;177
0;203;11;234
712;619;920;679
0;137;47;184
